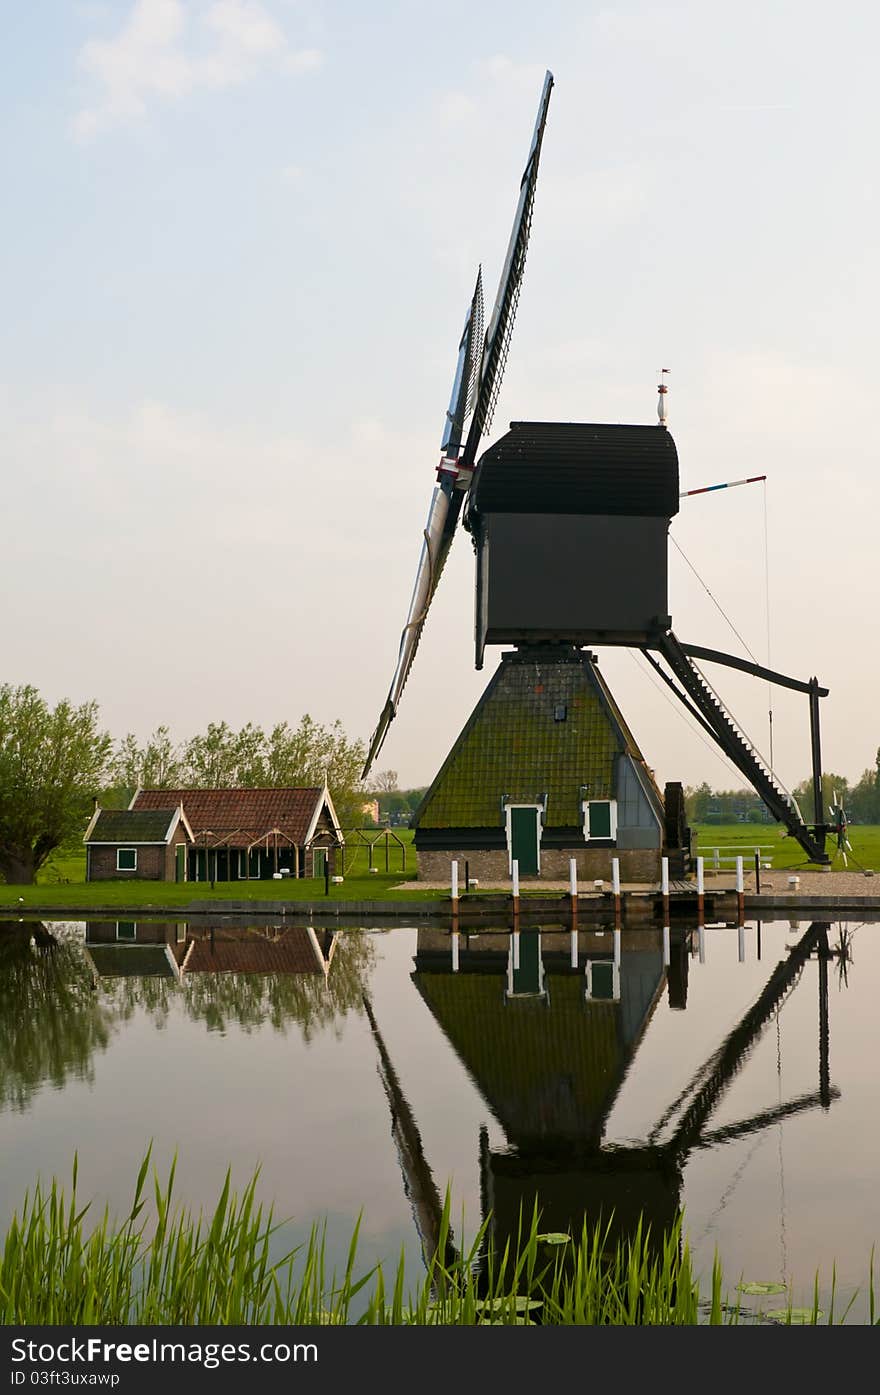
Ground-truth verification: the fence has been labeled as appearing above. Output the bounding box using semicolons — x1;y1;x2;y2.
699;844;775;870
341;828;408;876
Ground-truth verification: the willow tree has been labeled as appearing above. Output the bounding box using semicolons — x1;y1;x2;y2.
0;684;111;884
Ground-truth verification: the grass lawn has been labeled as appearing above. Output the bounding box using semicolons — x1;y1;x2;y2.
0;827;446;908
692;822;880;873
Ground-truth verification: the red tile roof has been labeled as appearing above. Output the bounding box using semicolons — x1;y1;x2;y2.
182;928;325;976
132;788;330;846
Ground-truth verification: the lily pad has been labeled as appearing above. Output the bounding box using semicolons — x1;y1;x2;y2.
536;1232;572;1246
474;1296;542;1313
764;1307;824;1324
737;1280;787;1296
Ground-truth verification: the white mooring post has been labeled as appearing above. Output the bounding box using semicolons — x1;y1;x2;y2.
451;930;460;972
611;857;621;924
511;859;520;900
738;924;745;963
570;927;578;968
661;856;670;920
736;855;745;923
569;857;578;926
662;924;670;967
698;925;706;964
696;854;705;921
613;927;621;968
451;860;459;902
512;928;520;971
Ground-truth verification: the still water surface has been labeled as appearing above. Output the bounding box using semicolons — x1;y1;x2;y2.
1;914;878;1320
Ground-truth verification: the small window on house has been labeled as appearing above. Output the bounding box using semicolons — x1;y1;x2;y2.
116;921;137;941
553;704;567;722
117;848;137;871
583;799;617;842
585;959;620;1002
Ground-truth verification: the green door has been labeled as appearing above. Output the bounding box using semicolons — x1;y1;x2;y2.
313;848;327;878
512;929;542;994
175;845;186;883
510;807;539;876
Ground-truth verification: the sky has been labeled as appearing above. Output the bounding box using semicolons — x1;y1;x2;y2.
2;0;878;798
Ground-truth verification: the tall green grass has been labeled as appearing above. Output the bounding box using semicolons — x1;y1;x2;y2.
1;1153;875;1325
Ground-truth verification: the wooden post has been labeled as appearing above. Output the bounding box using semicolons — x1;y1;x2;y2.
569;857;578;926
736;855;744;923
696;855;704;924
754;850;761;895
661;856;670;923
611;856;621;926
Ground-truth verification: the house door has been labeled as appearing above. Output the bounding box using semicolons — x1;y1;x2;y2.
512;929;542;994
175;845;186;883
509;807;539;875
313;848;327;879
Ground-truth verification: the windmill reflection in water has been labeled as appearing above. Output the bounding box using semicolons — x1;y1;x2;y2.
363;921;839;1286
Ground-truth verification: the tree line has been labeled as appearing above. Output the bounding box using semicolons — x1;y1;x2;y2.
0;683;369;884
686;752;880;825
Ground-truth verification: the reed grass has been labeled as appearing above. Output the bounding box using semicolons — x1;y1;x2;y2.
1;1153;876;1326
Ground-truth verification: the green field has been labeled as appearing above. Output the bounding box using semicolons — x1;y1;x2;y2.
692;822;880;874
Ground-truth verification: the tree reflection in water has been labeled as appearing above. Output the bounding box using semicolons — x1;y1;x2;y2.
177;931;377;1040
0;922;379;1115
0;921;115;1112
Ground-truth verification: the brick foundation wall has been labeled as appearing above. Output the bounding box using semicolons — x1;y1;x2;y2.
416;846;660;883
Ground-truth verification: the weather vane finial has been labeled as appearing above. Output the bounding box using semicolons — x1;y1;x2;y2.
657;368;670;428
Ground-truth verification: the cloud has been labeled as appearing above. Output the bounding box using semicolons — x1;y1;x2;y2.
72;0;323;140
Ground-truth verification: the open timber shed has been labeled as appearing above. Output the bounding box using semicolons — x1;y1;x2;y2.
129;785;344;881
411;646;669;882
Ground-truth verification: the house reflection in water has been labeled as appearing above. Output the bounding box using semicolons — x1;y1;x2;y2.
83;921;338;982
400;923;835;1273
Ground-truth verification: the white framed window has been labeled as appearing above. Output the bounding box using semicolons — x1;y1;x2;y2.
117;848;137;871
585;959;620;1002
582;799;617;842
116;921;137;941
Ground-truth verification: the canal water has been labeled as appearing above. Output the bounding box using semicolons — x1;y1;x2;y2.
1;914;878;1322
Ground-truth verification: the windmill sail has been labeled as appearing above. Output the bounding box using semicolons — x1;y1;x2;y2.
362;71;554;780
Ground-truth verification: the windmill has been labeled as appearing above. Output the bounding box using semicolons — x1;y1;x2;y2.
363;72;832;876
